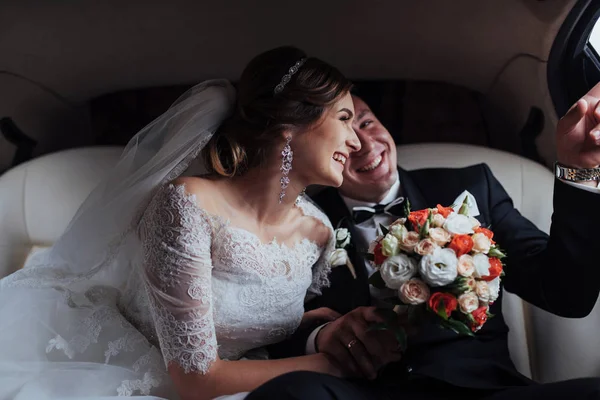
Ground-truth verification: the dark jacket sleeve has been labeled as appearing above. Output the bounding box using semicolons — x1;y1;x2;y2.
484;164;600;318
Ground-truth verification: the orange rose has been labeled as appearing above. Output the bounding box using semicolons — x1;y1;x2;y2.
428;292;458;318
470;306;488;332
448;234;474;257
436;204;454;218
475;227;496;244
481;257;503;281
409;209;429;228
373;242;387;265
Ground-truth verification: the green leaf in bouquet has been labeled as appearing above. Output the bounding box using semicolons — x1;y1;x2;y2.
368;270;387;289
380;309;409;351
437;299;449;320
446;276;475;295
488;246;507;259
458;196;470;216
403;198;412;217
419;210;432;238
366;321;408;352
442;318;475;337
379;223;389;236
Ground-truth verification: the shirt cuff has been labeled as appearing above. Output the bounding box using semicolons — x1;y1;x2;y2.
561;179;600;194
305;323;330;355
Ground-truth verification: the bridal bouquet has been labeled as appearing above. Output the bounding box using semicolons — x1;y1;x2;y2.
367;192;506;338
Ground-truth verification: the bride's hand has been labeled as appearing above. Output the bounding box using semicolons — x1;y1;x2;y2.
300;307;341;328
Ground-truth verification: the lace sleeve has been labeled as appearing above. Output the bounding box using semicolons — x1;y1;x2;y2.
140;183;217;375
308;227;336;297
296;197;336;297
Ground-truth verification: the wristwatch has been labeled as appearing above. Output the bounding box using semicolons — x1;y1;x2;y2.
554;162;600;182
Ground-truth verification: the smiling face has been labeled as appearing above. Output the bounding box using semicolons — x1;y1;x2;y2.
339;95;398;202
292;92;361;188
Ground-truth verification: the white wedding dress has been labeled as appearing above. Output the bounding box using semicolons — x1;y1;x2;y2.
0;183;334;399
0;80;336;400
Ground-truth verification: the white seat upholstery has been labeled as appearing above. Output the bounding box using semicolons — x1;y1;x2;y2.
0;143;598;383
0;147;123;277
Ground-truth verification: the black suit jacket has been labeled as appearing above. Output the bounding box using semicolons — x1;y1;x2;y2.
269;164;600;389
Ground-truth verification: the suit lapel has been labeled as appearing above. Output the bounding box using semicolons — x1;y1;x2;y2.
311;188;371;311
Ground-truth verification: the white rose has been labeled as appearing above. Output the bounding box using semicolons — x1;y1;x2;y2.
399;278;431;305
443;213;475;235
418;247;458;287
457;254;475;277
472;253;491;279
458;292;479;314
487;277;501;303
329;249;349;267
415;238;438;256
390;218;407;227
390;224;407;241
475;280;490;303
381;234;400;257
428;227;452;247
469;217;481;229
472;233;491;254
380;254;418;289
432;213;446;228
335;228;350;248
399;231;420;253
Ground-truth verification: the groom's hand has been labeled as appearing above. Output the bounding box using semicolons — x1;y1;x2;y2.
316;306;403;380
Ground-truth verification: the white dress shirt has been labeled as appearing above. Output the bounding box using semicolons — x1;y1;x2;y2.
341;178;402;302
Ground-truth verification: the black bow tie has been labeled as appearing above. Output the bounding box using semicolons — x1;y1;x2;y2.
351;197;406;224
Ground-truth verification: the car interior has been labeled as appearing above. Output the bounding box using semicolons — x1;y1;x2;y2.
1;0;600;388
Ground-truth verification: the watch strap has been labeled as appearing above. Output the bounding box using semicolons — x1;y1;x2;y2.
555;162;600;182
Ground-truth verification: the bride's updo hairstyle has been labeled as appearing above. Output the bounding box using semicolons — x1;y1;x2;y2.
203;46;352;177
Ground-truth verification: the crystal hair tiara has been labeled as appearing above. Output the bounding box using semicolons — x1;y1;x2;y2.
274;58;307;94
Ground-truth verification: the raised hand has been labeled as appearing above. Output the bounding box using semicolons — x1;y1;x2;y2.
556;81;600;170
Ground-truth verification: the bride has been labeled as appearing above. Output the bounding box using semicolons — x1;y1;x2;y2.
0;46;361;400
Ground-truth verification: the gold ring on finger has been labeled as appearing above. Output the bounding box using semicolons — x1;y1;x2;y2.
346;339;358;349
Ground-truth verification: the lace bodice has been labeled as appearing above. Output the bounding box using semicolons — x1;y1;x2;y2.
130;183;334;375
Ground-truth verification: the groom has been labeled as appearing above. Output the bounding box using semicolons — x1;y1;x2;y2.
255;84;600;399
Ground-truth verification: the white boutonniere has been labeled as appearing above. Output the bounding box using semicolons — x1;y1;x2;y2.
330;228;356;279
451;190;480;217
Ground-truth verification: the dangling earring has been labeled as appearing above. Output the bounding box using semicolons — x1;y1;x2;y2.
279;136;293;203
